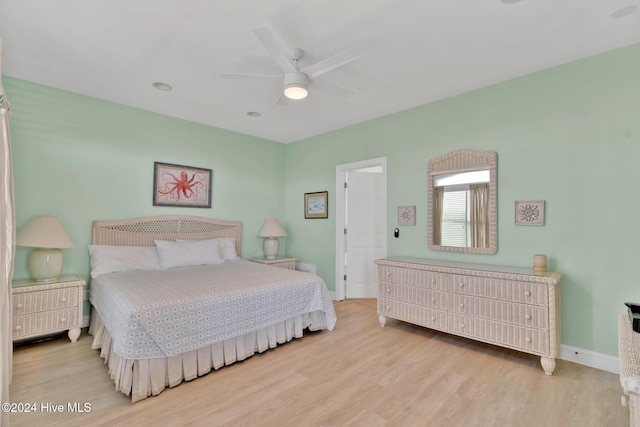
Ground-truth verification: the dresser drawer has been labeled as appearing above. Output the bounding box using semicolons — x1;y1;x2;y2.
378;297;447;331
379;282;447;310
378;266;448;291
448;313;550;356
13;287;79;316
13;308;79;339
448;275;548;306
448;294;548;330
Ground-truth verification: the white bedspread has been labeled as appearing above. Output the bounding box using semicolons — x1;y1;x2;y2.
90;259;336;359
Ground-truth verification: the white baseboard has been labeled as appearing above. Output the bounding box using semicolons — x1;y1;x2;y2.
559;344;619;374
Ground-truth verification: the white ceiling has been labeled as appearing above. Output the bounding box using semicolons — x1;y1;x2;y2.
1;1;639;143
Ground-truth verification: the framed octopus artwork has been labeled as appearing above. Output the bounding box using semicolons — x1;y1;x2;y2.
153;162;212;208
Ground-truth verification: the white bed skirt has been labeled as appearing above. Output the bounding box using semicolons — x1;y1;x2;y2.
89;309;329;402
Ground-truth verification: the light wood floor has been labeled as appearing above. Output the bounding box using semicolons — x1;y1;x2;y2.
9;299;627;427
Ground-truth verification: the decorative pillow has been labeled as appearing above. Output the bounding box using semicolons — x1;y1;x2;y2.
154;239;224;269
176;238;238;260
88;245;159;278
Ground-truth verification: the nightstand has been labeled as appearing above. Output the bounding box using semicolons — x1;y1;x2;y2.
11;275;85;343
248;256;297;270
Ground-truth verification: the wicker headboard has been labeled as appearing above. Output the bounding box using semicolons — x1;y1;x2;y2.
92;215;243;256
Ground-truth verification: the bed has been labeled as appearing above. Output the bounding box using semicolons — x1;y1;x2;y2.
88;215;336;402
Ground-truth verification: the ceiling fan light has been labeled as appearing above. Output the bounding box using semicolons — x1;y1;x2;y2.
284;83;308;100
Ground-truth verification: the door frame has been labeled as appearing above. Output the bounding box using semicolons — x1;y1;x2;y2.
335;157;387;301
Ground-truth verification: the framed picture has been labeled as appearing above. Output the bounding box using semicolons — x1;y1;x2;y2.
515;200;544;226
398;206;416;226
304;191;328;219
153;161;212;208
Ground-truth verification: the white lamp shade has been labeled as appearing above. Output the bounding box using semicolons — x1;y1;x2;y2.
257;218;287;238
16;216;74;249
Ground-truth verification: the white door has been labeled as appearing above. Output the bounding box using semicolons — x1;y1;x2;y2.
345;168;384;298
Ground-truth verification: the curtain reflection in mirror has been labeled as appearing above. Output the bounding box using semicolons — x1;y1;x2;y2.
470;184;489;248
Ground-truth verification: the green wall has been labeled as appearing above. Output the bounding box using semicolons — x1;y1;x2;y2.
284;43;640;356
6;43;639;357
7;77;288;288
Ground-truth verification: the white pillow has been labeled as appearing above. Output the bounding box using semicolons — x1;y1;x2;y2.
176;238;238;260
154;239;224;269
218;238;239;260
88;245;159;278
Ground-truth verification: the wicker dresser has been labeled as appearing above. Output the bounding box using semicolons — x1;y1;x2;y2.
619;314;640;427
376;257;562;375
11;275;85;343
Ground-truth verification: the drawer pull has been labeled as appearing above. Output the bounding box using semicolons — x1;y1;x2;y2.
60;318;66;323
386;288;391;294
524;290;531;297
15;325;21;331
459;303;464;309
459;282;464;288
525;337;532;343
16;303;22;309
61;297;67;303
386;271;391;277
431;297;436;303
460;323;465;329
525;314;531;320
430;316;436;321
431;278;436;284
386;306;390;311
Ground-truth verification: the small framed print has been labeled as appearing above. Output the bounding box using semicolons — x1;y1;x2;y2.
398;206;416;226
515;200;544;226
304;191;328;219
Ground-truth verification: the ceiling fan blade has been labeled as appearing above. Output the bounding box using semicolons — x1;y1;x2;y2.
303;49;364;79
219;72;281;80
252;27;296;73
312;80;356;98
276;93;289;105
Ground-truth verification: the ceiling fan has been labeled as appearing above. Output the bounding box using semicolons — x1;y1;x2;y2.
220;27;364;104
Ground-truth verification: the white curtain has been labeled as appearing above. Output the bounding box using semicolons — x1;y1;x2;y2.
0;39;16;427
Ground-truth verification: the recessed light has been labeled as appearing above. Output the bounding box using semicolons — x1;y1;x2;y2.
611;5;637;18
246;111;261;118
152;82;173;91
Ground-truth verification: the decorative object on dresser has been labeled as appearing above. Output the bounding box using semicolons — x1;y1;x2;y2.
153;161;212;208
16;216;74;282
249;256;297;270
304;191;328;219
397;206;416;226
12;276;85;343
619;313;640;427
376;257;562;375
427;149;497;254
515;200;545;226
257;217;288;259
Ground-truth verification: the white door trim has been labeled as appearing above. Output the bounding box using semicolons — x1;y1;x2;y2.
335;157;387;301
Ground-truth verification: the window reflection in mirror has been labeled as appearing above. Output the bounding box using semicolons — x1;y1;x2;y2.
434;170;490;248
427;149;497;254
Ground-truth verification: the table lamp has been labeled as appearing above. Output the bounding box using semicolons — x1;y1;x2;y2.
16;216;74;282
257;218;287;259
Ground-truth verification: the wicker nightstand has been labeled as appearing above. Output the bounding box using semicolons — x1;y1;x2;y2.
11;275;85;343
248;256;297;270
